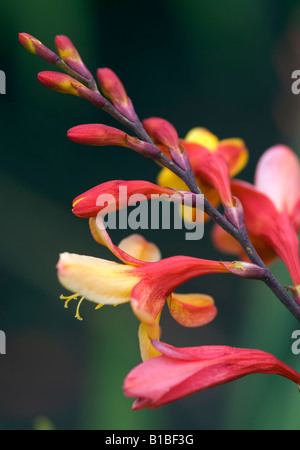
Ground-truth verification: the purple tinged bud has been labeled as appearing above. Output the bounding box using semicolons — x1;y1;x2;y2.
55;35;93;81
224;261;266;280
97;68;138;122
286;285;300;306
19;33;60;64
76;86;107;108
63;57;93;81
169;148;188;171
224;197;246;229
125;136;161;158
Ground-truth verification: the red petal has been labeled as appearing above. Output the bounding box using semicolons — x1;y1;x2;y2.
130;257;230;326
183;142;233;207
124;342;300;409
72;179;176;218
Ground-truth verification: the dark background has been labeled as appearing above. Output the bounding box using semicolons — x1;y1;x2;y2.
0;0;300;430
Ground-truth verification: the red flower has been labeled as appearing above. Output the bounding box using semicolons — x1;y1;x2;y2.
124;340;300;410
151;122;248;223
57;213;258;360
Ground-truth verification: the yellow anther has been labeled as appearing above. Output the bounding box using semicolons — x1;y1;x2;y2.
60;293;80;309
75;296;85;321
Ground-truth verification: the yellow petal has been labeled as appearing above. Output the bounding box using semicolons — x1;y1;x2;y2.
218;138;249;177
138;314;162;361
180;186;220;224
167;292;217;327
157;167;189;191
184;127;219;152
118;234;161;262
57;252;139;305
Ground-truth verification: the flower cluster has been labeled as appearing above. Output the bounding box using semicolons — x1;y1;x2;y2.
20;33;300;410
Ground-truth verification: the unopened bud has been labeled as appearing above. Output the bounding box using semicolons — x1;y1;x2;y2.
75;86;107;108
97;68;138;122
286;285;300;306
125;136;161;158
224;261;266;279
67;123;161;159
19;33;59;64
143;117;179;151
67;124;127;146
224;197;246;230
55;35;93;81
143;117;190;170
37;71;86;96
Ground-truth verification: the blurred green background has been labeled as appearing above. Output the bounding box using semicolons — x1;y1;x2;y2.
0;0;300;430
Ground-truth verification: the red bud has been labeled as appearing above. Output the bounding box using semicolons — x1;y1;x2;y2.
55;35;93;80
19;33;59;64
67;124;127;146
97;68;138;122
37;71;86;95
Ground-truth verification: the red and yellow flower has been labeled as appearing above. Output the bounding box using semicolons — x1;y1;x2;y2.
212;145;300;301
57;215;240;360
146;120;248;222
58;176;263;361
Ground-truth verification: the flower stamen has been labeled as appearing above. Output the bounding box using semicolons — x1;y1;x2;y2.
75;296;85;321
60;293;80;308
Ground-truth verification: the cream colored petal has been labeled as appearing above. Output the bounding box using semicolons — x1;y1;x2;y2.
118;234;161;262
57;252;139;305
